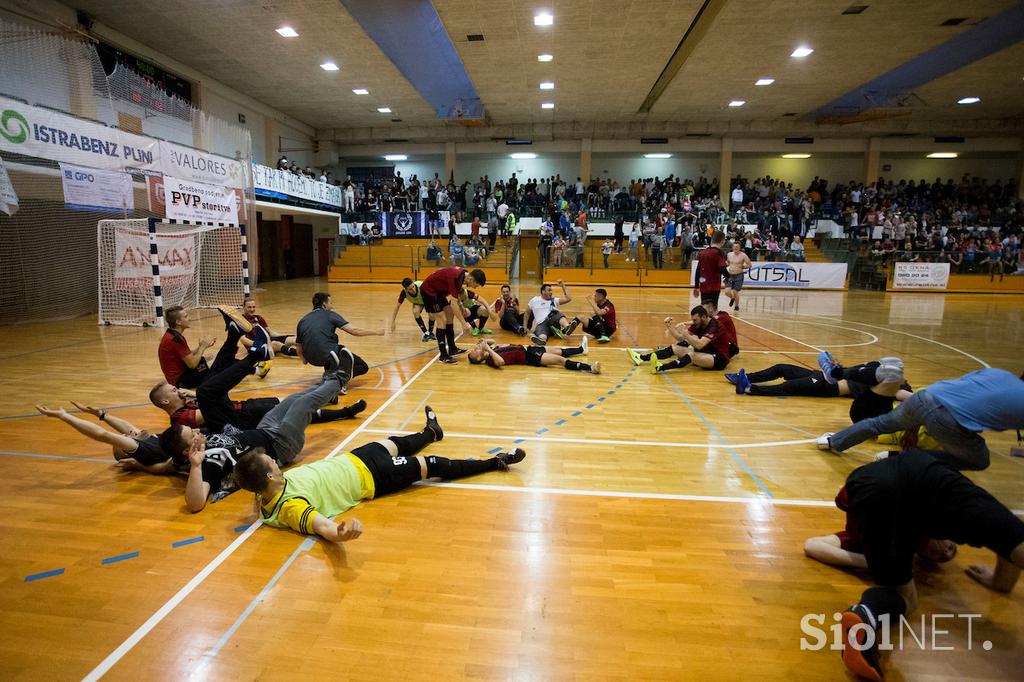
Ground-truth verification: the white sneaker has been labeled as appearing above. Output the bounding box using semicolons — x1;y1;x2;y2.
873;450;893;461
590;361;601;375
580;335;589;355
816;433;835;451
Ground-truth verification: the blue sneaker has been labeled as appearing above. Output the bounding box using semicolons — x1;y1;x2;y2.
724;372;740;385
735;368;751;395
249;324;274;361
817;351;841;384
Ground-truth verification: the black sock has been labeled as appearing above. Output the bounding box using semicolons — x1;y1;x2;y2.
415;317;427;333
564;360;591;371
445;324;457;354
857;586;907;626
435;333;449;358
425;455;500;479
638;351;652;361
388;429;434;458
279;346;298;357
476;316;487;331
660;355;692;370
563;346;584;357
428;319;435;333
656;346;675;360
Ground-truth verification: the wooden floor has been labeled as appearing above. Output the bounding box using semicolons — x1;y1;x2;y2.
0;281;1021;681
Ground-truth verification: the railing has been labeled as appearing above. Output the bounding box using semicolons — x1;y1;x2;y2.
415;244;515;274
542;243;811;273
333;244;416;272
858;249;1021;274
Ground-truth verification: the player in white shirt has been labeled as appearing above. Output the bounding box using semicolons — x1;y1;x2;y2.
525;280;576;345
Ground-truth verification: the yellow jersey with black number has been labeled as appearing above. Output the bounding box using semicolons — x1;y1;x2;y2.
258;455;375;534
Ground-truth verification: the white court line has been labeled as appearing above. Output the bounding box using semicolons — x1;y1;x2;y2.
399;390;433;431
734;316;824;353
82;353;441;682
416;481;1024;516
371;365;385;390
362;428;815;450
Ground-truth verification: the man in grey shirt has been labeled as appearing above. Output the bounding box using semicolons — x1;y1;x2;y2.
295;292;384;393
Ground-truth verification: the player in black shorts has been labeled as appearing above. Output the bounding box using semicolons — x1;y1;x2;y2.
466;338;600;373
813;450;1024;682
35;402;180;474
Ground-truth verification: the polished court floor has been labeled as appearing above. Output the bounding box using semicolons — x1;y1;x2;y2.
0;281;1021;681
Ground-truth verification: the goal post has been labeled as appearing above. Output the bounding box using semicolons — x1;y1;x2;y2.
98;218;251;327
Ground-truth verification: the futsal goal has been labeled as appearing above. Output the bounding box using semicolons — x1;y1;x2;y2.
98;218;251;327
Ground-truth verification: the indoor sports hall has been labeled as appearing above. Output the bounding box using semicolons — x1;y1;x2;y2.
1;2;1023;681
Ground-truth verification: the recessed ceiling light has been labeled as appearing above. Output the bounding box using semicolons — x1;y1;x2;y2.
320;61;339;71
791;46;814;58
510;153;537;159
352;88;369;95
957;96;980;104
755;78;775;86
384;154;407;161
728;100;745;107
534;13;553;26
541;102;555;109
377;107;392;113
537;54;553;62
644;153;671;159
539;81;555;90
927;152;958;158
276;26;298;38
781;153;811;159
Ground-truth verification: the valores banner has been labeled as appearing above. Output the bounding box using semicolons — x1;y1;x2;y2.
59;162;134;211
163;175;239;225
892;262;950;289
690;260;848;290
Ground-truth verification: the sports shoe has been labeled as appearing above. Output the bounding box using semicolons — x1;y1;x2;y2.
597;335;611;344
580;335;589;355
424;405;443;441
589;361;601;375
627;349;643;366
255;360;272;379
816;432;835;451
873;450;895;461
422;332;431;342
322;349;341;382
551;325;566;339
218;305;253;335
427;332;437;341
564;318;581;336
650;354;662;374
724;372;740;385
735;368;751;395
480;328;493;335
495;447;526;470
471;328;480;337
531;335;545;346
336;347;354;395
249;325;274;361
439;355;458;364
451;347;468;356
342;399;368;418
840;604;884;682
818;351;841;384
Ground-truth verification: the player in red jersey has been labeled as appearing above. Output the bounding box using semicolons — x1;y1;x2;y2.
627;305;738;373
239;298;298;356
692;230;728;308
419;266;487;364
466;339;600;374
566;288;617;343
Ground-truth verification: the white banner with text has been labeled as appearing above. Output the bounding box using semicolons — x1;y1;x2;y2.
163;175;239;225
690;260;848;290
892;262;950;290
59;162;134;211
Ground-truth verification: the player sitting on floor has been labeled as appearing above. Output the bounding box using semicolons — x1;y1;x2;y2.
525;280;578;345
566;288;617;343
158;305;215;389
628;305;738;374
467;338;600;374
492;284;528;336
238;298;299;373
388;278;436;342
458;287;495;337
232;406;526;540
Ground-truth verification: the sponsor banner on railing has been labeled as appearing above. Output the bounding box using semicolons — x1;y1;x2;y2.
380;211;427;236
252;163;342;208
690;260;848;290
892;262;950;290
160;141;246;189
59;162;134;211
163;175;239;225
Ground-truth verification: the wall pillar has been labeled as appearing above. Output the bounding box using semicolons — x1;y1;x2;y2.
1016;139;1024;201
445;141;457;183
264;117;281;166
719;137;733;211
580;138;592;183
864;137;881;184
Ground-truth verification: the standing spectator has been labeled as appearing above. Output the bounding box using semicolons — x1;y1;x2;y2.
613;214;625;254
627;223;640;262
601;237;614;269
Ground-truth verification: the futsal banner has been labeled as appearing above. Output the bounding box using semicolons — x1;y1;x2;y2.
114;228;195;285
59;162;134;211
162;175;239;225
380;211;427;236
891;262;950;290
690;259;848;290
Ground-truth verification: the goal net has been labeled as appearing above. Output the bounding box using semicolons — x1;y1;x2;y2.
98;218;250;326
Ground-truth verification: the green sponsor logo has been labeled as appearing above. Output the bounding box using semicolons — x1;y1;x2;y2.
1;109;29;144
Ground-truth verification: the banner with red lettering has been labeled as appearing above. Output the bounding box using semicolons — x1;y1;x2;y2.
114;227;195;289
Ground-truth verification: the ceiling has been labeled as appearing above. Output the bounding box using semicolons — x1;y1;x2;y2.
68;0;1024;141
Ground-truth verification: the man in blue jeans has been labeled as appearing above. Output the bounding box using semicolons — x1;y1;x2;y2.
817;367;1024;471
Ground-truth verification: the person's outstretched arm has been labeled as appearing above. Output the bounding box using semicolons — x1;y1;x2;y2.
311;514;364;542
341;323;385;337
803;535;868;569
184;434;211;513
555;280;572;305
966;543;1024;593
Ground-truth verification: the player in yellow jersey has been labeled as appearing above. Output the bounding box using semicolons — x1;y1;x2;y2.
233;406;526;540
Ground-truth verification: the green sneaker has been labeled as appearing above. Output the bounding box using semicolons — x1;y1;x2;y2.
471;328;479;337
650;354;662;374
551;326;566;339
627;349;642;366
597;336;611;344
481;328;493;335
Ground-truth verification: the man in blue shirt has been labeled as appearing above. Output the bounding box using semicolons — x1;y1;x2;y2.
818;368;1024;470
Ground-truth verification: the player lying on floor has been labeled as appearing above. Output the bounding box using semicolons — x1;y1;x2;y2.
233;405;526;541
466;338;601;374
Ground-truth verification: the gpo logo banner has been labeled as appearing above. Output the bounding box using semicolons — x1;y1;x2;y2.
58;162;134;212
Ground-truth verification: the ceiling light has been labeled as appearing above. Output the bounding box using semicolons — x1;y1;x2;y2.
728;100;745;107
781;153;811;159
534;13;553;26
537;54;553;62
384;154;407;161
539;81;555;90
320;62;339;71
541;102;555;109
276;26;299;38
377;107;392;113
957;96;980;104
927;152;958;158
644;153;671;159
352;88;369;95
791;46;814;58
510;153;536;159
755;78;775;86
